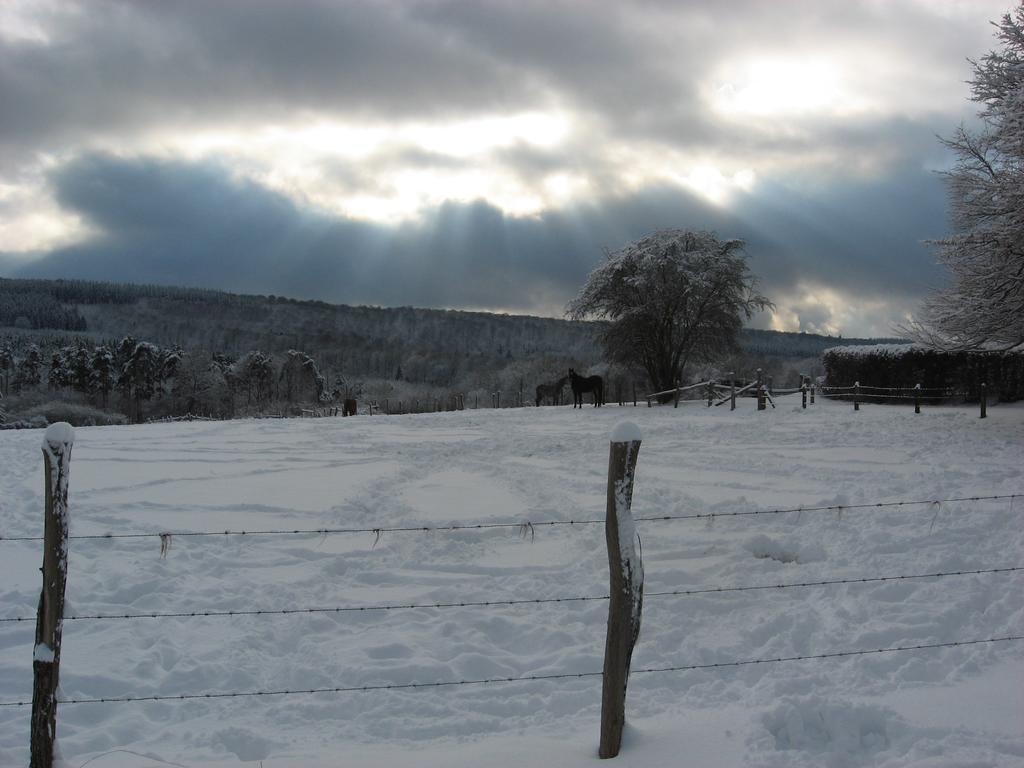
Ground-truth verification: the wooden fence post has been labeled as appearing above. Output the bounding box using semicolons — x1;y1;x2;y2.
632;383;636;407
801;384;807;409
673;383;680;408
980;382;987;419
31;423;75;768
731;380;736;411
914;383;921;414
707;380;715;407
757;385;766;411
854;381;860;411
599;422;644;760
810;384;815;405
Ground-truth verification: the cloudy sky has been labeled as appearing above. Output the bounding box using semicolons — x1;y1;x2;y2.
0;1;1014;336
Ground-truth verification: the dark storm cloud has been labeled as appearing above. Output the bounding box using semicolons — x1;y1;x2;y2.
13;153;946;327
0;0;534;160
0;0;1001;163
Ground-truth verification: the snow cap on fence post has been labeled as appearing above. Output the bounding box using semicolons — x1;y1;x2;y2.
600;420;644;759
32;422;75;768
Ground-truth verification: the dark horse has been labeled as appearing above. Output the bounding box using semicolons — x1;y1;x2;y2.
535;376;568;407
568;368;604;408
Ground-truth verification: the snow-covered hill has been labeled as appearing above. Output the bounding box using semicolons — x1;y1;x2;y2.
1;397;1022;766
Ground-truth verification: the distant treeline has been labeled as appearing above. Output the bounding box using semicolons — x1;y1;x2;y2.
0;278;896;375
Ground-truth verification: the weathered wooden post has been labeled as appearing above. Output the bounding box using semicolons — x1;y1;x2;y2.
801;383;807;409
730;379;736;411
673;382;680;409
980;382;987;419
632;383;636;407
810;383;815;405
31;423;75;768
854;381;860;411
599;422;644;760
757;385;766;411
707;380;715;407
914;383;921;414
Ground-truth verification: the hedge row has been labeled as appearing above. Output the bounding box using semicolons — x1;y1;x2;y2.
822;344;1024;402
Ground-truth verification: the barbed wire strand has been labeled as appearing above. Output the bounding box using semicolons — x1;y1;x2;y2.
822;385;954;393
2;566;1019;624
1;493;1020;543
0;635;1018;708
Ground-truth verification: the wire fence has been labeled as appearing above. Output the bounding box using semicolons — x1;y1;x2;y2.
2;493;1019;544
2;566;1020;624
1;635;1020;708
8;440;1023;757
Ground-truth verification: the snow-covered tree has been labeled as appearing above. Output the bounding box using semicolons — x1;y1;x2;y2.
119;340;162;421
69;343;92;394
13;345;43;392
47;350;68;390
0;343;12;396
90;346;115;408
566;230;772;394
904;8;1024;350
234;350;275;404
279;349;327;403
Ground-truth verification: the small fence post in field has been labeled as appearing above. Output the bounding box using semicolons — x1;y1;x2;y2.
707;380;715;407
731;379;736;411
757;385;766;411
632;382;637;407
673;383;680;409
854;381;860;411
810;383;815;405
802;383;807;409
980;382;987;419
915;384;921;414
31;423;75;768
599;422;644;760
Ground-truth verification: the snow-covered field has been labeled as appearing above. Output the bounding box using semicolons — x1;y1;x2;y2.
1;396;1023;767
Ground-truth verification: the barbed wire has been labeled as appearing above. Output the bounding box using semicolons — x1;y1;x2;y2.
0;635;1018;708
1;493;1019;544
2;566;1018;624
820;392;959;401
822;385;954;393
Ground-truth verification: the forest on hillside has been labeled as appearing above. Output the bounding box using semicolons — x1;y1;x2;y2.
0;278;899;427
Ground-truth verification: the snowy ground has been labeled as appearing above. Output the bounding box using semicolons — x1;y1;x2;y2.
1;396;1023;767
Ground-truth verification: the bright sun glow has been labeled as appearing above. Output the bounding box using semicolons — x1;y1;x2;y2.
151;111;574;223
712;57;865;118
656;163;757;205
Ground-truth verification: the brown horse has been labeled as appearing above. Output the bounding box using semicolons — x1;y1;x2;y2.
569;369;604;408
